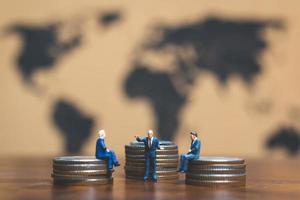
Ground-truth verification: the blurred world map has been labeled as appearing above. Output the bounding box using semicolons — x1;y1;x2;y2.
1;1;300;157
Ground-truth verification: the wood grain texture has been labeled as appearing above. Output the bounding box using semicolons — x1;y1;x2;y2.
0;157;299;200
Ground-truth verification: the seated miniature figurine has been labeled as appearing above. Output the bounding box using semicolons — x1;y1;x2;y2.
95;129;120;172
134;130;163;181
179;131;201;173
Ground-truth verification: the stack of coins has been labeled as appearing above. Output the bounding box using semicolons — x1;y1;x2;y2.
186;156;246;187
125;141;179;180
52;156;113;185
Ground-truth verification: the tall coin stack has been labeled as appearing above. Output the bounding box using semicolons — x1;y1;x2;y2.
186;156;246;187
52;156;113;185
125;141;179;181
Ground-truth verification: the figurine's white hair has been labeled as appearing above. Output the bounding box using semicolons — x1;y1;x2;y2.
98;129;106;139
148;130;153;135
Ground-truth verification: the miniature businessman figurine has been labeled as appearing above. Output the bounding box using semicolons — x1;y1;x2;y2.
134;130;162;181
95;130;120;172
179;131;201;173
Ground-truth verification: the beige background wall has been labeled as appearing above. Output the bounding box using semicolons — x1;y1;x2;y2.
0;0;299;158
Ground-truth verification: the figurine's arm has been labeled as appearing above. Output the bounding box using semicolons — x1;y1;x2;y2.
95;139;100;157
191;140;201;153
100;139;108;152
197;140;201;152
134;135;145;142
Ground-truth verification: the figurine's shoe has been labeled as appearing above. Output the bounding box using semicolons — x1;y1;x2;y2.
108;168;114;172
114;163;121;167
143;176;149;181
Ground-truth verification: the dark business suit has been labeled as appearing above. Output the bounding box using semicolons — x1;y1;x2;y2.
136;136;160;180
95;138;119;171
179;139;201;172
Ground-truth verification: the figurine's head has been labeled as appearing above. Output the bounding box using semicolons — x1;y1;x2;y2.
147;129;154;139
190;131;198;140
98;129;106;139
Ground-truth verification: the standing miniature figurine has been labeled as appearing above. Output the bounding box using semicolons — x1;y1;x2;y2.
179;131;201;173
95;130;120;172
134;130;163;181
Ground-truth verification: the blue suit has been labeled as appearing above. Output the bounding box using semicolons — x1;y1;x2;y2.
136;137;160;180
179;139;201;172
95;138;119;171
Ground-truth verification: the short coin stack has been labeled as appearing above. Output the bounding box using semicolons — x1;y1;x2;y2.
186;156;246;187
52;156;113;185
125;141;179;181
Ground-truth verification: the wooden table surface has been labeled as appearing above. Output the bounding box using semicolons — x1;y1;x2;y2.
0;157;299;200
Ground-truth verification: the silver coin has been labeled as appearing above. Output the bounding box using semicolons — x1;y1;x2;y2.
126;157;179;160
125;173;178;178
53;163;107;170
52;173;111;179
126;145;177;148
126;144;177;149
126;175;178;180
126;148;178;152
125;159;178;164
124;168;178;172
53;163;107;167
126;147;178;151
125;169;179;173
53;177;113;185
53;169;110;175
188;168;245;174
190;156;245;165
125;150;178;155
125;163;178;168
125;162;172;166
188;163;246;169
125;161;178;167
53;156;106;164
125;168;178;173
125;165;177;170
129;141;175;146
125;158;178;163
125;173;178;177
125;170;178;176
126;154;178;159
125;169;177;173
125;165;168;169
125;166;178;170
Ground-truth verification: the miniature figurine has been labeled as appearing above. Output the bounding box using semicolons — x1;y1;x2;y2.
178;131;201;173
95;130;120;172
134;130;163;181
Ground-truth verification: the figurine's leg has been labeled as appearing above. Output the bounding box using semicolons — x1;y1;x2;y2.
107;154;114;171
184;154;196;172
179;154;185;171
152;156;157;181
144;155;150;180
110;150;120;166
179;154;188;172
100;155;113;172
182;154;190;172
